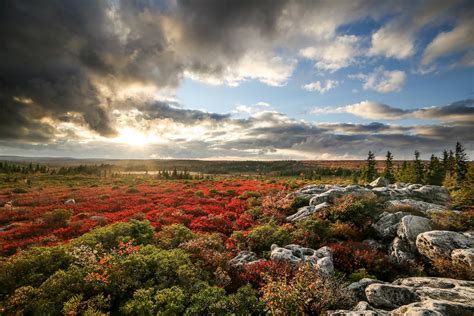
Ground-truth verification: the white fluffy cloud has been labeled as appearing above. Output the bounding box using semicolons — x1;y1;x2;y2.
302;80;339;94
422;20;474;65
300;35;360;72
369;26;414;59
350;67;406;93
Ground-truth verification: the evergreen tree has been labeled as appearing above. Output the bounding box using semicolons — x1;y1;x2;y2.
425;155;444;185
382;151;395;183
366;151;377;182
413;151;424;184
455;142;469;185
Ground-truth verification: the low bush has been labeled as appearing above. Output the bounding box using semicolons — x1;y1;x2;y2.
261;264;354;315
329;193;380;227
155;224;195;249
290;196;310;210
245;223;291;254
431;210;474;231
42;209;74;228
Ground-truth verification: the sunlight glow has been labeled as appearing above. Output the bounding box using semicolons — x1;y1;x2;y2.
114;128;156;146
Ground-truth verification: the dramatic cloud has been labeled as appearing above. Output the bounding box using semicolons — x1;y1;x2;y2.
350;67;406;93
368;0;457;59
302;80;339;94
1;1;473;159
312;99;474;122
422;18;474;65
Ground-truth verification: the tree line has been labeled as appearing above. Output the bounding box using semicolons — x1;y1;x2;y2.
364;142;470;186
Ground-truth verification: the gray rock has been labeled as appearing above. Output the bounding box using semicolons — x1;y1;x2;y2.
365;283;419;309
309;188;346;205
393;277;474;307
391;300;474;316
397;215;432;250
370;177;390;188
372;212;407;239
64;199;76;205
390;237;416;265
385;199;446;214
451;248;474;270
348;278;385;302
328;301;388;315
412;185;451;205
286;202;331;222
416;230;474;261
270;244;334;274
229;251;259;267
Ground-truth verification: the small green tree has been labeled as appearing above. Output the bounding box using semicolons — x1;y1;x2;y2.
366;151;377;182
413;151;424;184
455;142;469;185
425;155;444;185
382;151;395;183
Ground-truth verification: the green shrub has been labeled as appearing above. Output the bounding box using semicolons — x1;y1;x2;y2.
72;220;154;250
290;218;330;248
155;224;195;249
127;187;139;193
329;193;380;226
290;196;310;210
261;264;354;315
246;223;291;253
42;209;74;228
12;187;28;193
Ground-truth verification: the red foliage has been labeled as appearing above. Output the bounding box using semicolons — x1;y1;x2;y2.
0;179;284;255
329;241;387;274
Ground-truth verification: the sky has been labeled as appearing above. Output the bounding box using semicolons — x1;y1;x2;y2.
0;0;473;160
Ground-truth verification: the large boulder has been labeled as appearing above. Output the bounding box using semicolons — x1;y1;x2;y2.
270;244;334;274
365;283;419;309
392;300;474;315
348;278;385;302
330;276;474;315
385;199;446;214
229;251;259;267
286;202;330;222
369;177;389;188
397;215;432;250
416;230;474;261
393;277;474;306
412;185;451;205
372;212;407;239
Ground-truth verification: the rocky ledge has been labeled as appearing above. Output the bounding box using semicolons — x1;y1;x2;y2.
329;277;474;315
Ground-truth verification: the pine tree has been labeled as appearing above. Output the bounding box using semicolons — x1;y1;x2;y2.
382;151;395;183
413;151;424;184
425;155;444;185
455;142;469;185
366;151;377;182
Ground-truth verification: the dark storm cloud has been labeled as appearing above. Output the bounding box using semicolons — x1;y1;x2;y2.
0;0;292;142
138;101;230;123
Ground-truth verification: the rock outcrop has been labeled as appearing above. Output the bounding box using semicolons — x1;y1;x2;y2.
329;277;474;315
229;251;260;267
369;177;389;188
270;244;334;274
286;202;330;222
416;230;474;261
372;212;407;239
385;199;447;214
397;215;432;250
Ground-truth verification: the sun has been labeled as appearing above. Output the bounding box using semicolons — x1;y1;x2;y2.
115;128;152;146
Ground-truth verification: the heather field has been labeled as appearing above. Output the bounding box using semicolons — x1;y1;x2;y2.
0;177;286;256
